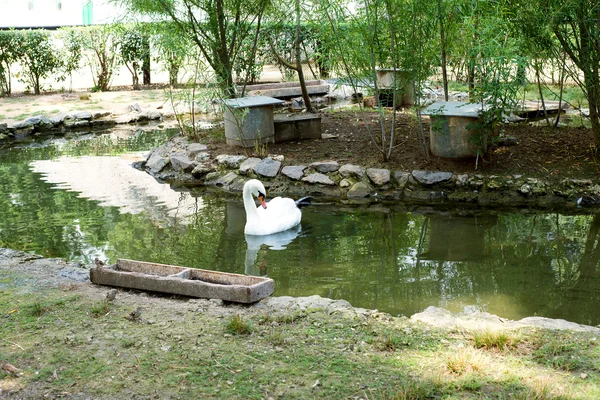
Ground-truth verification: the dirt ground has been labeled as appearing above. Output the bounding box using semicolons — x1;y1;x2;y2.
215;110;600;181
2;87;599;180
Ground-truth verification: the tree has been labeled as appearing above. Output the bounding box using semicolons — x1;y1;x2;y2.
546;0;600;148
81;24;120;92
265;0;315;111
435;0;463;101
117;25;150;90
318;0;437;161
17;30;63;95
57;27;85;92
116;0;270;98
151;21;192;86
0;29;22;97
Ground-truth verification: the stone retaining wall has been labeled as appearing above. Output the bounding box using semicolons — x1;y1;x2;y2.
141;136;600;209
0;104;166;141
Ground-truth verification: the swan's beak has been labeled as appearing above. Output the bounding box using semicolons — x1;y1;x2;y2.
258;194;267;209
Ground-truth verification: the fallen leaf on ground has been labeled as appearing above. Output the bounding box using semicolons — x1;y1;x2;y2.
1;362;21;375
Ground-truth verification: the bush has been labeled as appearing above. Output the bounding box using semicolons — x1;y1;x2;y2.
0;29;24;96
18;29;63;95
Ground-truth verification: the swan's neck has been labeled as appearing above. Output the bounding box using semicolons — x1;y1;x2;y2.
243;185;259;220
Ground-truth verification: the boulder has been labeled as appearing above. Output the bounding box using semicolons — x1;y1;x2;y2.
302;173;335;186
194;152;211;163
63;119;90;128
412;170;453;186
455;174;469;187
146;111;162;121
187;143;209;159
192;163;216;178
339;164;364;179
310;161;340;173
255;158;282;178
69;111;93;120
12;120;34;130
339;179;352;188
239;157;261;176
281;165;307;181
34;116;55;131
146;152;170;173
208;171;242;189
50;113;68;125
347;182;371;199
366;168;390;186
216;154;247;168
170;154;196;172
93;111;111;119
394;171;411;188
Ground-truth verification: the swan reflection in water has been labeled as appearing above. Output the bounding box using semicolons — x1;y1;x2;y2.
245;224;302;276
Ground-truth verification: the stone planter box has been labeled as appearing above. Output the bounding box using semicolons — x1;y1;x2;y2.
274;113;322;143
423;101;486;158
90;258;274;303
375;68;414;107
223;96;284;147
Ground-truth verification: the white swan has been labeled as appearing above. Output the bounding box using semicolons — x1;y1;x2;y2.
243;179;311;236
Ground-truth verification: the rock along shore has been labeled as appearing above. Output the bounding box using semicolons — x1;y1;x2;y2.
141;136;600;209
0;102;171;141
1;247;599;333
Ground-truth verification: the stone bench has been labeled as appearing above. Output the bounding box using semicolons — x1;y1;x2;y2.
274;113;322;143
237;80;329;99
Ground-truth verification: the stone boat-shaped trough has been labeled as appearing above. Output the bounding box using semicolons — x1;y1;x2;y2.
90;259;274;303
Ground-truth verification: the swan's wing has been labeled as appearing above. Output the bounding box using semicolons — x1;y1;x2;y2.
249;196;302;234
265;196;297;212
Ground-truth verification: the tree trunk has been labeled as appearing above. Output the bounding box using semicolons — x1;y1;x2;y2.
132;62;140;90
437;0;448;101
295;0;312;112
169;65;179;87
467;20;479;100
142;36;151;85
586;73;600;148
215;0;236;98
535;60;550;126
315;40;329;79
34;75;40;95
581;23;600;148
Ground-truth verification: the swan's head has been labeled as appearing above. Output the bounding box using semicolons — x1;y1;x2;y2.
245;179;267;209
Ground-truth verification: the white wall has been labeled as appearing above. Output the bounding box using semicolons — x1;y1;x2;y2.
0;0;125;28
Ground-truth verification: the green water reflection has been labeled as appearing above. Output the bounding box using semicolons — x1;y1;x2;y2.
1;130;600;325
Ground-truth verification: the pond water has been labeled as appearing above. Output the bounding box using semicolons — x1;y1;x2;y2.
2;129;600;326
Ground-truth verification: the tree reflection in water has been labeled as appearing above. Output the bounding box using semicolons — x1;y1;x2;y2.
2;130;600;324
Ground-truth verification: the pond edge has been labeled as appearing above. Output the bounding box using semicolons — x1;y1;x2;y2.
141;136;600;210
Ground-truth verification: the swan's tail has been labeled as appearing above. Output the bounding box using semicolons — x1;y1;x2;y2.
295;196;312;208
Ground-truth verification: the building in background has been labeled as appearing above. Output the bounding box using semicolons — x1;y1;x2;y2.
0;0;125;29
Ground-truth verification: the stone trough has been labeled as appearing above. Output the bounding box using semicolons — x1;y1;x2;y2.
90;259;274;303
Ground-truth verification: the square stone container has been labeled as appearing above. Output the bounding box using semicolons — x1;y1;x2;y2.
90;259;274;303
422;101;486;158
223;96;284;147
